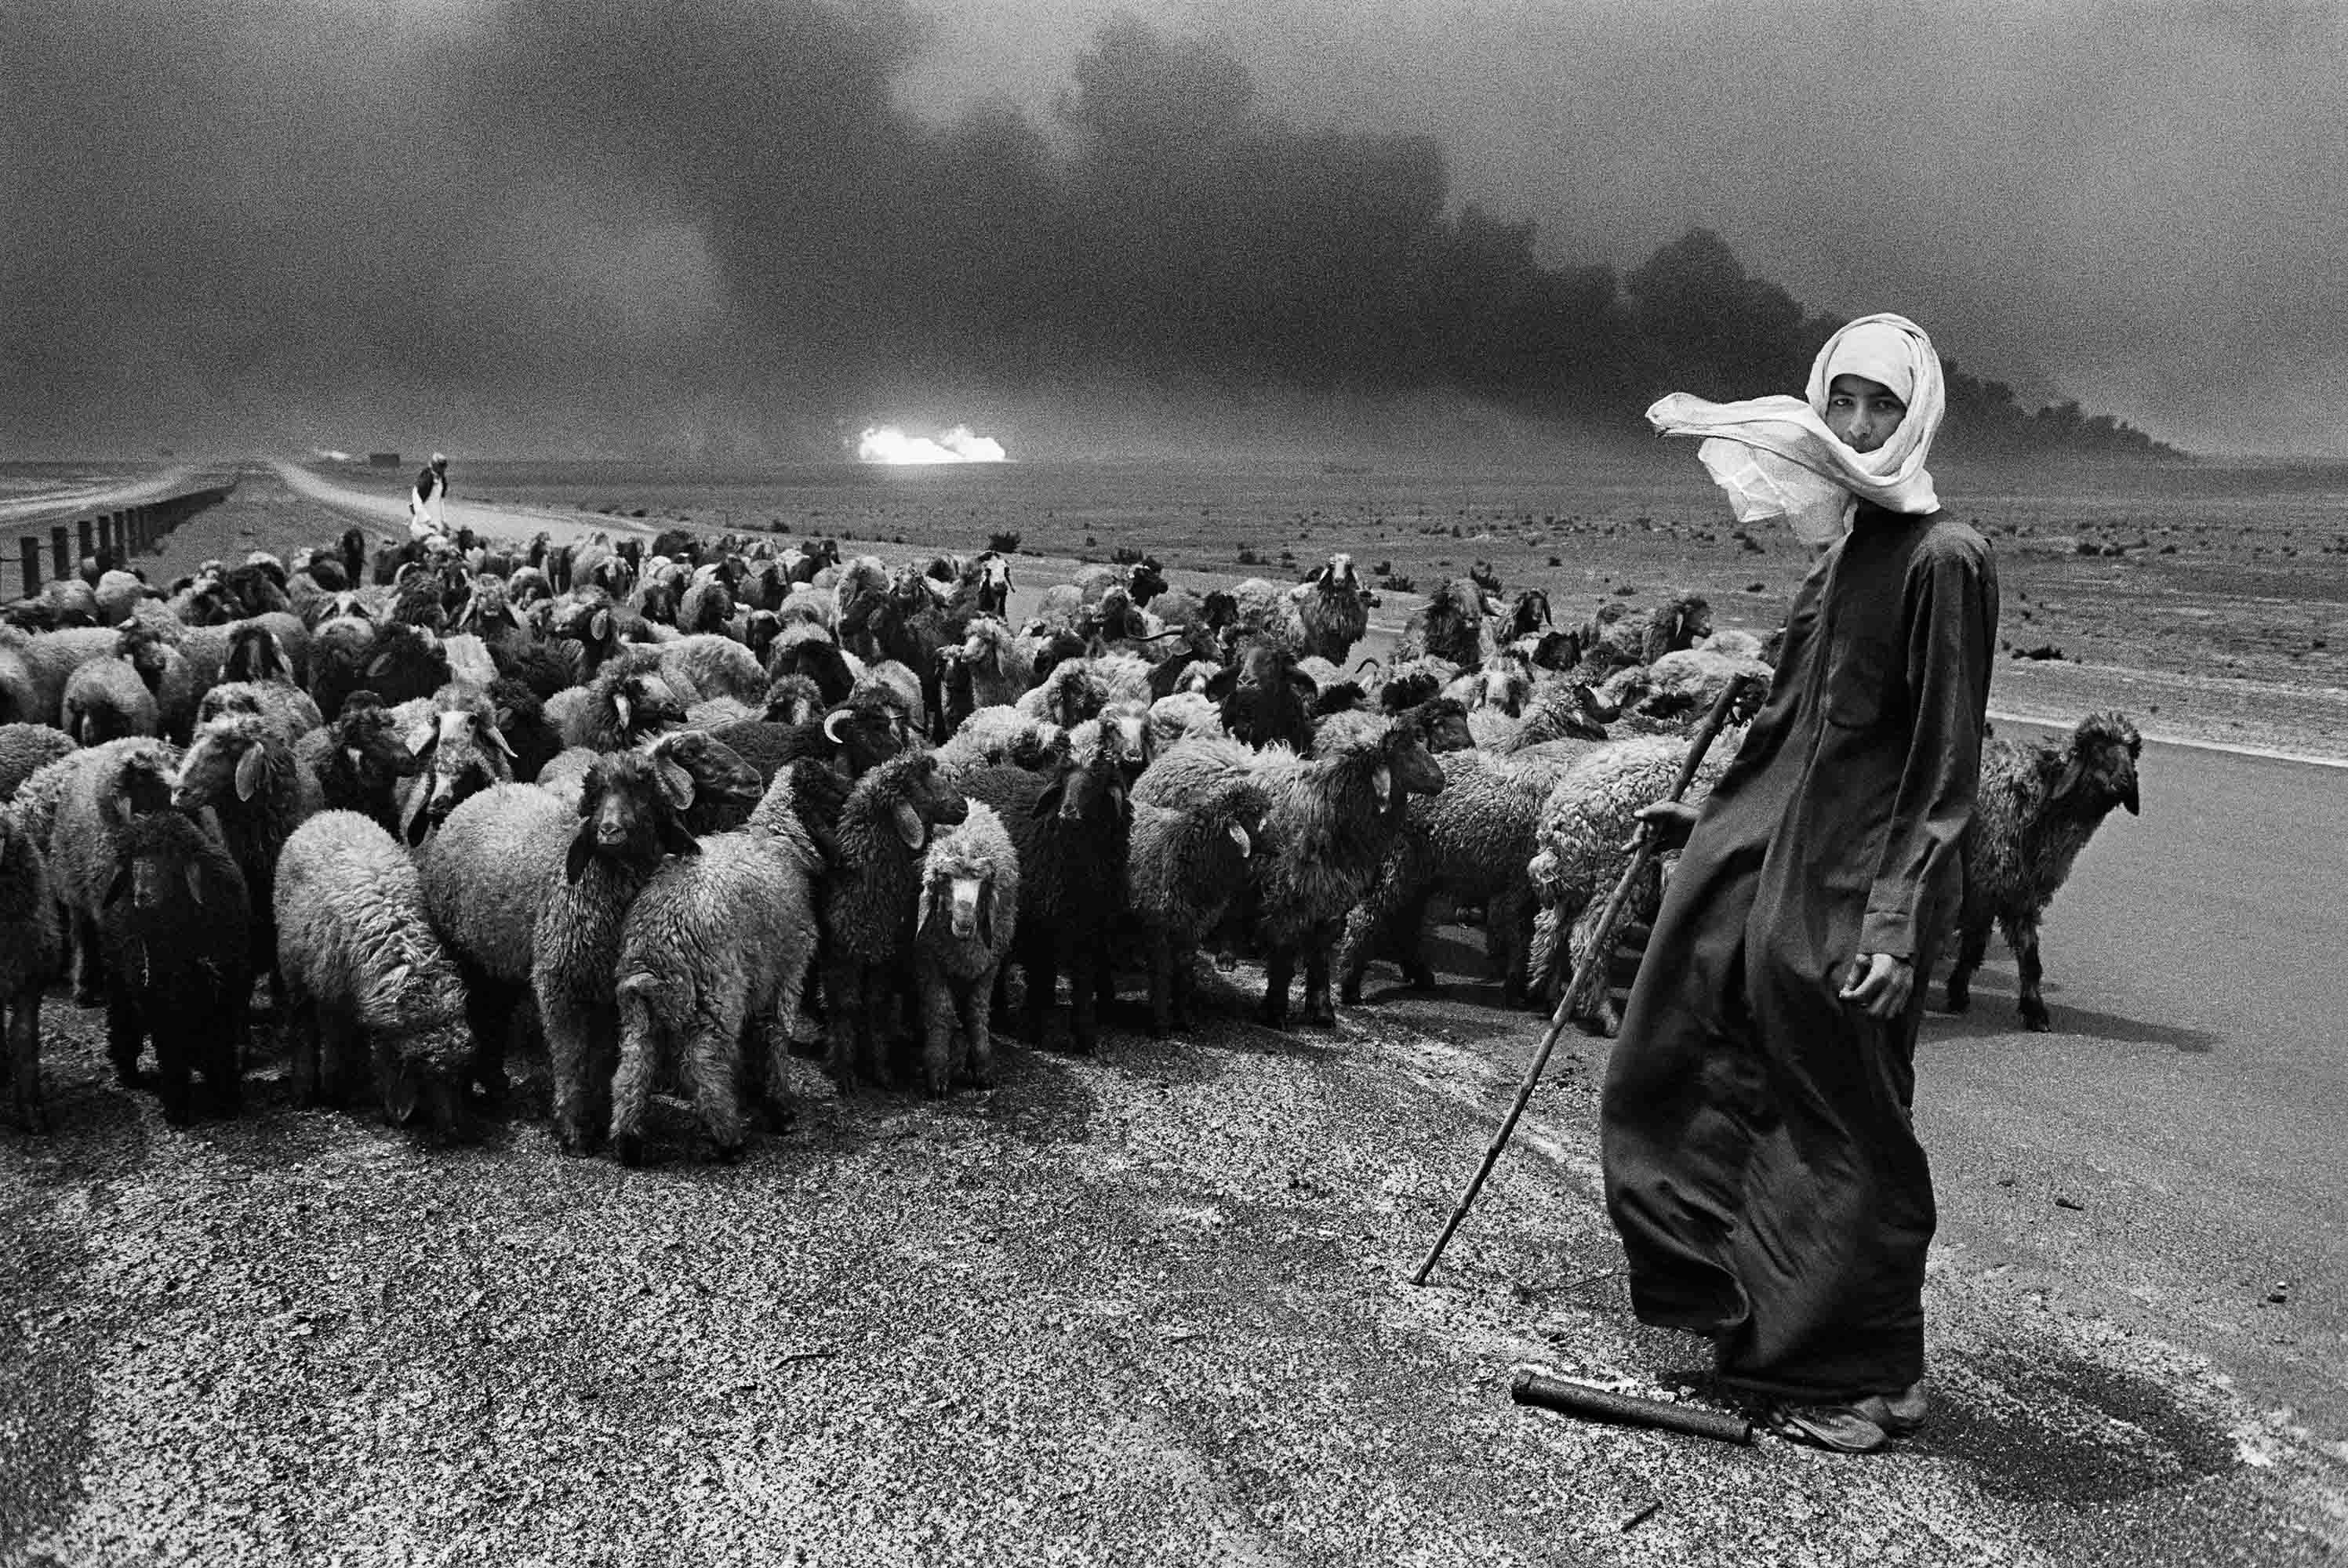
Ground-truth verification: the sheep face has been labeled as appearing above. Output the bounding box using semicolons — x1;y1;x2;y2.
760;674;825;726
970;550;1013;615
744;611;784;662
769;635;856;706
920;859;999;945
892;756;970;850
172;718;275;813
1036;757;1127;833
1210;641;1314;752
569;753;697;883
223;625;293;684
649;731;762;832
1096;705;1153;777
1391;700;1472;786
2062;712;2143;817
1125;557;1168;607
405;709;517;847
333;700;426;797
1507;590;1554;641
611;672;688;741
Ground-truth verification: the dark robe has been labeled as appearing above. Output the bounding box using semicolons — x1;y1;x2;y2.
1600;503;1997;1402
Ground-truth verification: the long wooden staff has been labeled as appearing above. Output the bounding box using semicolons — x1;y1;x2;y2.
1412;673;1757;1287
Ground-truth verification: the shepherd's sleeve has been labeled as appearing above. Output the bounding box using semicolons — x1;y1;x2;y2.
1858;538;1999;958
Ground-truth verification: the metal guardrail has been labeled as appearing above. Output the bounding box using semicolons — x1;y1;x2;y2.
3;474;240;604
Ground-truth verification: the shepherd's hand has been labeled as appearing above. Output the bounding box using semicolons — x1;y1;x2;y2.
1631;800;1701;852
1839;953;1914;1018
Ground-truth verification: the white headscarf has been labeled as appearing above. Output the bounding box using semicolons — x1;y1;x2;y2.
1645;312;1946;546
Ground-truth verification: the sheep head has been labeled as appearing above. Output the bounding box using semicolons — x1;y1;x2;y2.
1209;639;1314;752
568;750;698;883
872;752;969;853
1388;699;1471;789
648;731;762;835
1507;589;1554;641
404;705;517;847
820;698;907;777
2058;711;2143;817
100;809;225;918
1034;749;1129;833
919;840;1001;946
760;673;826;726
173;713;282;812
223;623;294;685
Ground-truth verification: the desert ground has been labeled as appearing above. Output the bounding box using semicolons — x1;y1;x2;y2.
2;456;2344;1566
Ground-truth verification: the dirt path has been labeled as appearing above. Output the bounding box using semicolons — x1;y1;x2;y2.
270;460;659;547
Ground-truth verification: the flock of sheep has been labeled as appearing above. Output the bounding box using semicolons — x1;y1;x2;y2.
0;518;2145;1160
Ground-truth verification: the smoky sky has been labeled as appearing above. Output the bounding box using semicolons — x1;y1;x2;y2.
5;0;2345;458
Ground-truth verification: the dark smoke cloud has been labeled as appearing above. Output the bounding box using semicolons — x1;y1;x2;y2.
3;1;2335;456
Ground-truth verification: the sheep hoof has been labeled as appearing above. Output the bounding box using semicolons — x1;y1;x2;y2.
612;1133;645;1168
711;1138;745;1164
1338;980;1363;1006
2021;1010;2053;1033
1943;986;1972;1014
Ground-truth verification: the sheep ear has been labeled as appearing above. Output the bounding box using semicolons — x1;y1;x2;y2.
892;800;929;850
654;755;696;810
564;824;596;884
104;862;132;907
2053;755;2087;803
483;720;517;760
1228;822;1252;857
1030;781;1064;820
612;691;632;733
976;879;995;946
917;879;936;933
382;1064;422;1127
184;864;206;906
1204;667;1238;702
657;811;701;858
1372;762;1392;800
234;746;264;802
590;608;612;642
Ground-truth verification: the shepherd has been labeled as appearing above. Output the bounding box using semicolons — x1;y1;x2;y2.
1602;314;1998;1453
409;451;449;539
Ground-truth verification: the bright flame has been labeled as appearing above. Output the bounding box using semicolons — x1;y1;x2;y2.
857;424;1008;464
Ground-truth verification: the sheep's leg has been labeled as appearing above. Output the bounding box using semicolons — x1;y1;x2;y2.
1302;938;1338;1027
104;989;144;1088
861;966;901;1085
209;996;245;1119
1144;929;1175;1038
2008;916;2052;1032
1394;891;1440;992
286;994;322;1107
685;1018;747;1163
960;974;997;1090
154;1027;194;1128
1336;906;1376;1007
918;970;959;1097
460;967;520;1109
8;993;47;1134
1492;887;1535;1007
1944;917;1991;1014
1067;937;1100;1055
1259;949;1294;1030
821;956;865;1094
1023;939;1059;1047
73;911;106;1008
1169;942;1201;1033
547;1004;609;1152
607;1006;660;1169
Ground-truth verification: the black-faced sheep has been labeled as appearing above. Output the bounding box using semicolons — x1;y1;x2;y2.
1945;712;2143;1030
115;620;202;743
1208;639;1318;754
1;808;64;1131
910;804;1020;1094
312;621;450;721
275;810;477;1138
1125;778;1267;1037
547;649;689;753
61;656;161;746
171;710;325;996
707;693;905;789
45;739;183;1005
961;742;1132;1055
822;752;970;1090
294;693;424;834
96;808;251;1125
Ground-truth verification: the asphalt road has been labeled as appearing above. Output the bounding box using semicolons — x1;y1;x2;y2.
2;471;2341;1564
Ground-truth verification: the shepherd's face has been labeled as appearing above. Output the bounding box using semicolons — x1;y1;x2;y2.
1824;373;1906;455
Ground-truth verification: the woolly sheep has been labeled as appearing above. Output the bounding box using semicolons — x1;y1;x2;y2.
196;677;325;742
1125;778;1267;1036
1946;713;2143;1030
1524;731;1740;1033
549;648;689;753
45;738;184;1004
394;693;518;848
96;808;251;1125
1337;745;1584;1008
61;656;162;746
822;752;970;1090
0;809;64;1131
117;620;201;743
609;797;825;1163
933;706;1068;782
1286;553;1377;664
172;709;325;996
1394;579;1498;670
1146;691;1225;753
295;694;424;834
908;804;1020;1094
659;633;768;706
275;811;476;1138
0;724;78;801
0;625;119;728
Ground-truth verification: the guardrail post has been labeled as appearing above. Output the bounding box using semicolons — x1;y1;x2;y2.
133;505;149;552
98;513;114;564
19;539;40;601
51;524;70;580
76;519;93;572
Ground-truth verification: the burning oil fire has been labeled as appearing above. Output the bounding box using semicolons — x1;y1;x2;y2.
856;424;1008;464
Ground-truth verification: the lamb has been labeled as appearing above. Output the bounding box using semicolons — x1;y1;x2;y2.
274;811;477;1138
95;808;252;1126
1945;712;2143;1030
953;616;1040;712
609;789;826;1163
1136;698;1470;1027
0;808;64;1131
60;655;162;746
908;804;1020;1094
1524;731;1741;1033
0;723;78;801
1336;745;1587;1008
961;742;1132;1054
1125;778;1267;1036
821;751;970;1090
170;710;325;996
